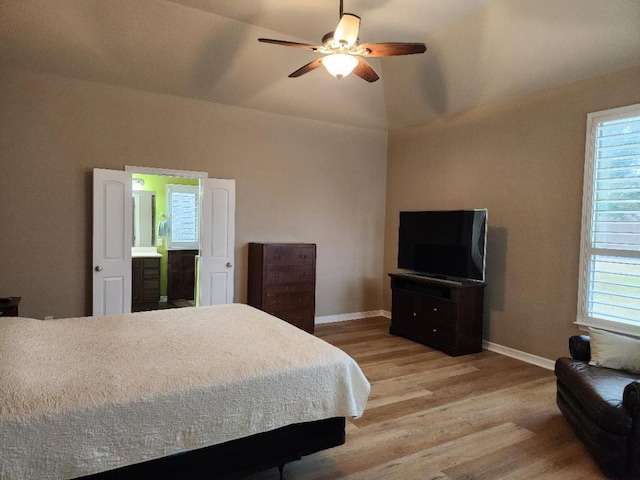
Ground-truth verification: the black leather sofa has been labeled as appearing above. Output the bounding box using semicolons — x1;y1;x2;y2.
555;335;640;479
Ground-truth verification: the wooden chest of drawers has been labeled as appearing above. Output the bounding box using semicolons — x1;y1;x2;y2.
248;243;316;333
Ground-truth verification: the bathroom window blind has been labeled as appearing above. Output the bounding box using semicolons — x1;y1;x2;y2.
167;184;199;249
578;104;640;334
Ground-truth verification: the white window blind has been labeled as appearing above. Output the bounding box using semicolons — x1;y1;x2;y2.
167;184;200;249
578;104;640;334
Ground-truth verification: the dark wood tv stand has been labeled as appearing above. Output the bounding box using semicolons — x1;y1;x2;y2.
388;273;485;356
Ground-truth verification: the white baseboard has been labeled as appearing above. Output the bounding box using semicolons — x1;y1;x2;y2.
315;310;390;325
483;340;555;371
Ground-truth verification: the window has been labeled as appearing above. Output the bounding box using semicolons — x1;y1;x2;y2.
166;184;200;249
578;104;640;335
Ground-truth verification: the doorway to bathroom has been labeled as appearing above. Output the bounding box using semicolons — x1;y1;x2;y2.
92;167;235;316
132;172;201;311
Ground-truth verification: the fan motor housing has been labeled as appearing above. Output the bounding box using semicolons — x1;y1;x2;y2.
322;32;335;46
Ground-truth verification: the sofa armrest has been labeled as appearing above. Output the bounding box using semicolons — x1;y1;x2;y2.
569;335;591;362
624;381;640;475
624;381;640;414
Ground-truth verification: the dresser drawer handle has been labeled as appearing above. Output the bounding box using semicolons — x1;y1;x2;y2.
433;328;437;333
433;308;438;312
412;312;417;317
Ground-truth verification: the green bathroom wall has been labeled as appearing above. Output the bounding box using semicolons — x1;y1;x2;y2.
132;173;200;298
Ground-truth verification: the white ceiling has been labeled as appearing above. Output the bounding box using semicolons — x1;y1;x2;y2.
2;0;639;130
168;0;490;44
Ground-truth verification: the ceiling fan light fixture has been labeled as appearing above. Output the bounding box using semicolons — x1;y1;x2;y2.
333;13;360;48
322;53;358;80
258;0;427;82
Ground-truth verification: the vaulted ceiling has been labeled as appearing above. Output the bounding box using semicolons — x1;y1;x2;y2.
2;0;639;130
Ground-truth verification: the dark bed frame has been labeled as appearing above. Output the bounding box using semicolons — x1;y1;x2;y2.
81;417;346;479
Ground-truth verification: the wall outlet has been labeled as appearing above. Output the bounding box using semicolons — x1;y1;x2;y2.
44;315;54;320
157;238;163;247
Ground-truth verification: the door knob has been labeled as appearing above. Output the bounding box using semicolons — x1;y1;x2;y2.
226;262;233;268
95;265;103;272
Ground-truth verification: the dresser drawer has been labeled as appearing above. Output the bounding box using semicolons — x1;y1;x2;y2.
265;291;314;312
144;268;159;279
265;283;314;295
143;258;160;269
265;246;315;266
425;318;457;347
143;279;159;291
265;265;314;284
420;296;455;323
141;287;159;302
278;308;314;332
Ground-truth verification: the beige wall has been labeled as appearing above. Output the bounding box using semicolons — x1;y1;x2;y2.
384;65;640;361
0;66;388;320
3;59;639;362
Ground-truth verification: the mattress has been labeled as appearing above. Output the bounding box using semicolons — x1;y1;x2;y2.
0;304;370;479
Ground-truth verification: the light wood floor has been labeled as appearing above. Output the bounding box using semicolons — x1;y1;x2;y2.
243;316;605;479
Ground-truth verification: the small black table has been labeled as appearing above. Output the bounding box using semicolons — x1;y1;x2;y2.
0;297;21;317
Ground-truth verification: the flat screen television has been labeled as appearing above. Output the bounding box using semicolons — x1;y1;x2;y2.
397;209;487;283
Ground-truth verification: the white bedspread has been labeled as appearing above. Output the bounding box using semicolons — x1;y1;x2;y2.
0;304;370;479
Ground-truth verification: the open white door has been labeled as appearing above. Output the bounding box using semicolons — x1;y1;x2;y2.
198;178;235;305
93;168;132;316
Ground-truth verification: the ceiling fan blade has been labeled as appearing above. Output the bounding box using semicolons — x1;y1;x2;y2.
334;13;361;48
360;42;427;57
289;58;324;78
352;57;379;83
258;38;320;51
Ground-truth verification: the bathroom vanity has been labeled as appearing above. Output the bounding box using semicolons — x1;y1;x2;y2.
132;248;162;312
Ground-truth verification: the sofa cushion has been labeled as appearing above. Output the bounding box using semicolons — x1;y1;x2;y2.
555;357;640;435
589;328;640;374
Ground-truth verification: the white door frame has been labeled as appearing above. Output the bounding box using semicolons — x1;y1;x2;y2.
124;166;208;180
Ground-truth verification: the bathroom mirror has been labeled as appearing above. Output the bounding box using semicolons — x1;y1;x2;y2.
132;191;156;247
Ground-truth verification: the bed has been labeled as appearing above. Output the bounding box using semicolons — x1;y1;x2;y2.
0;304;370;479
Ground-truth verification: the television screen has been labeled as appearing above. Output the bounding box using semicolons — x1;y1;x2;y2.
397;209;487;282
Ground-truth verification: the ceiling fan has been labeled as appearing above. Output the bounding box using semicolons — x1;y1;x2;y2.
258;0;427;82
